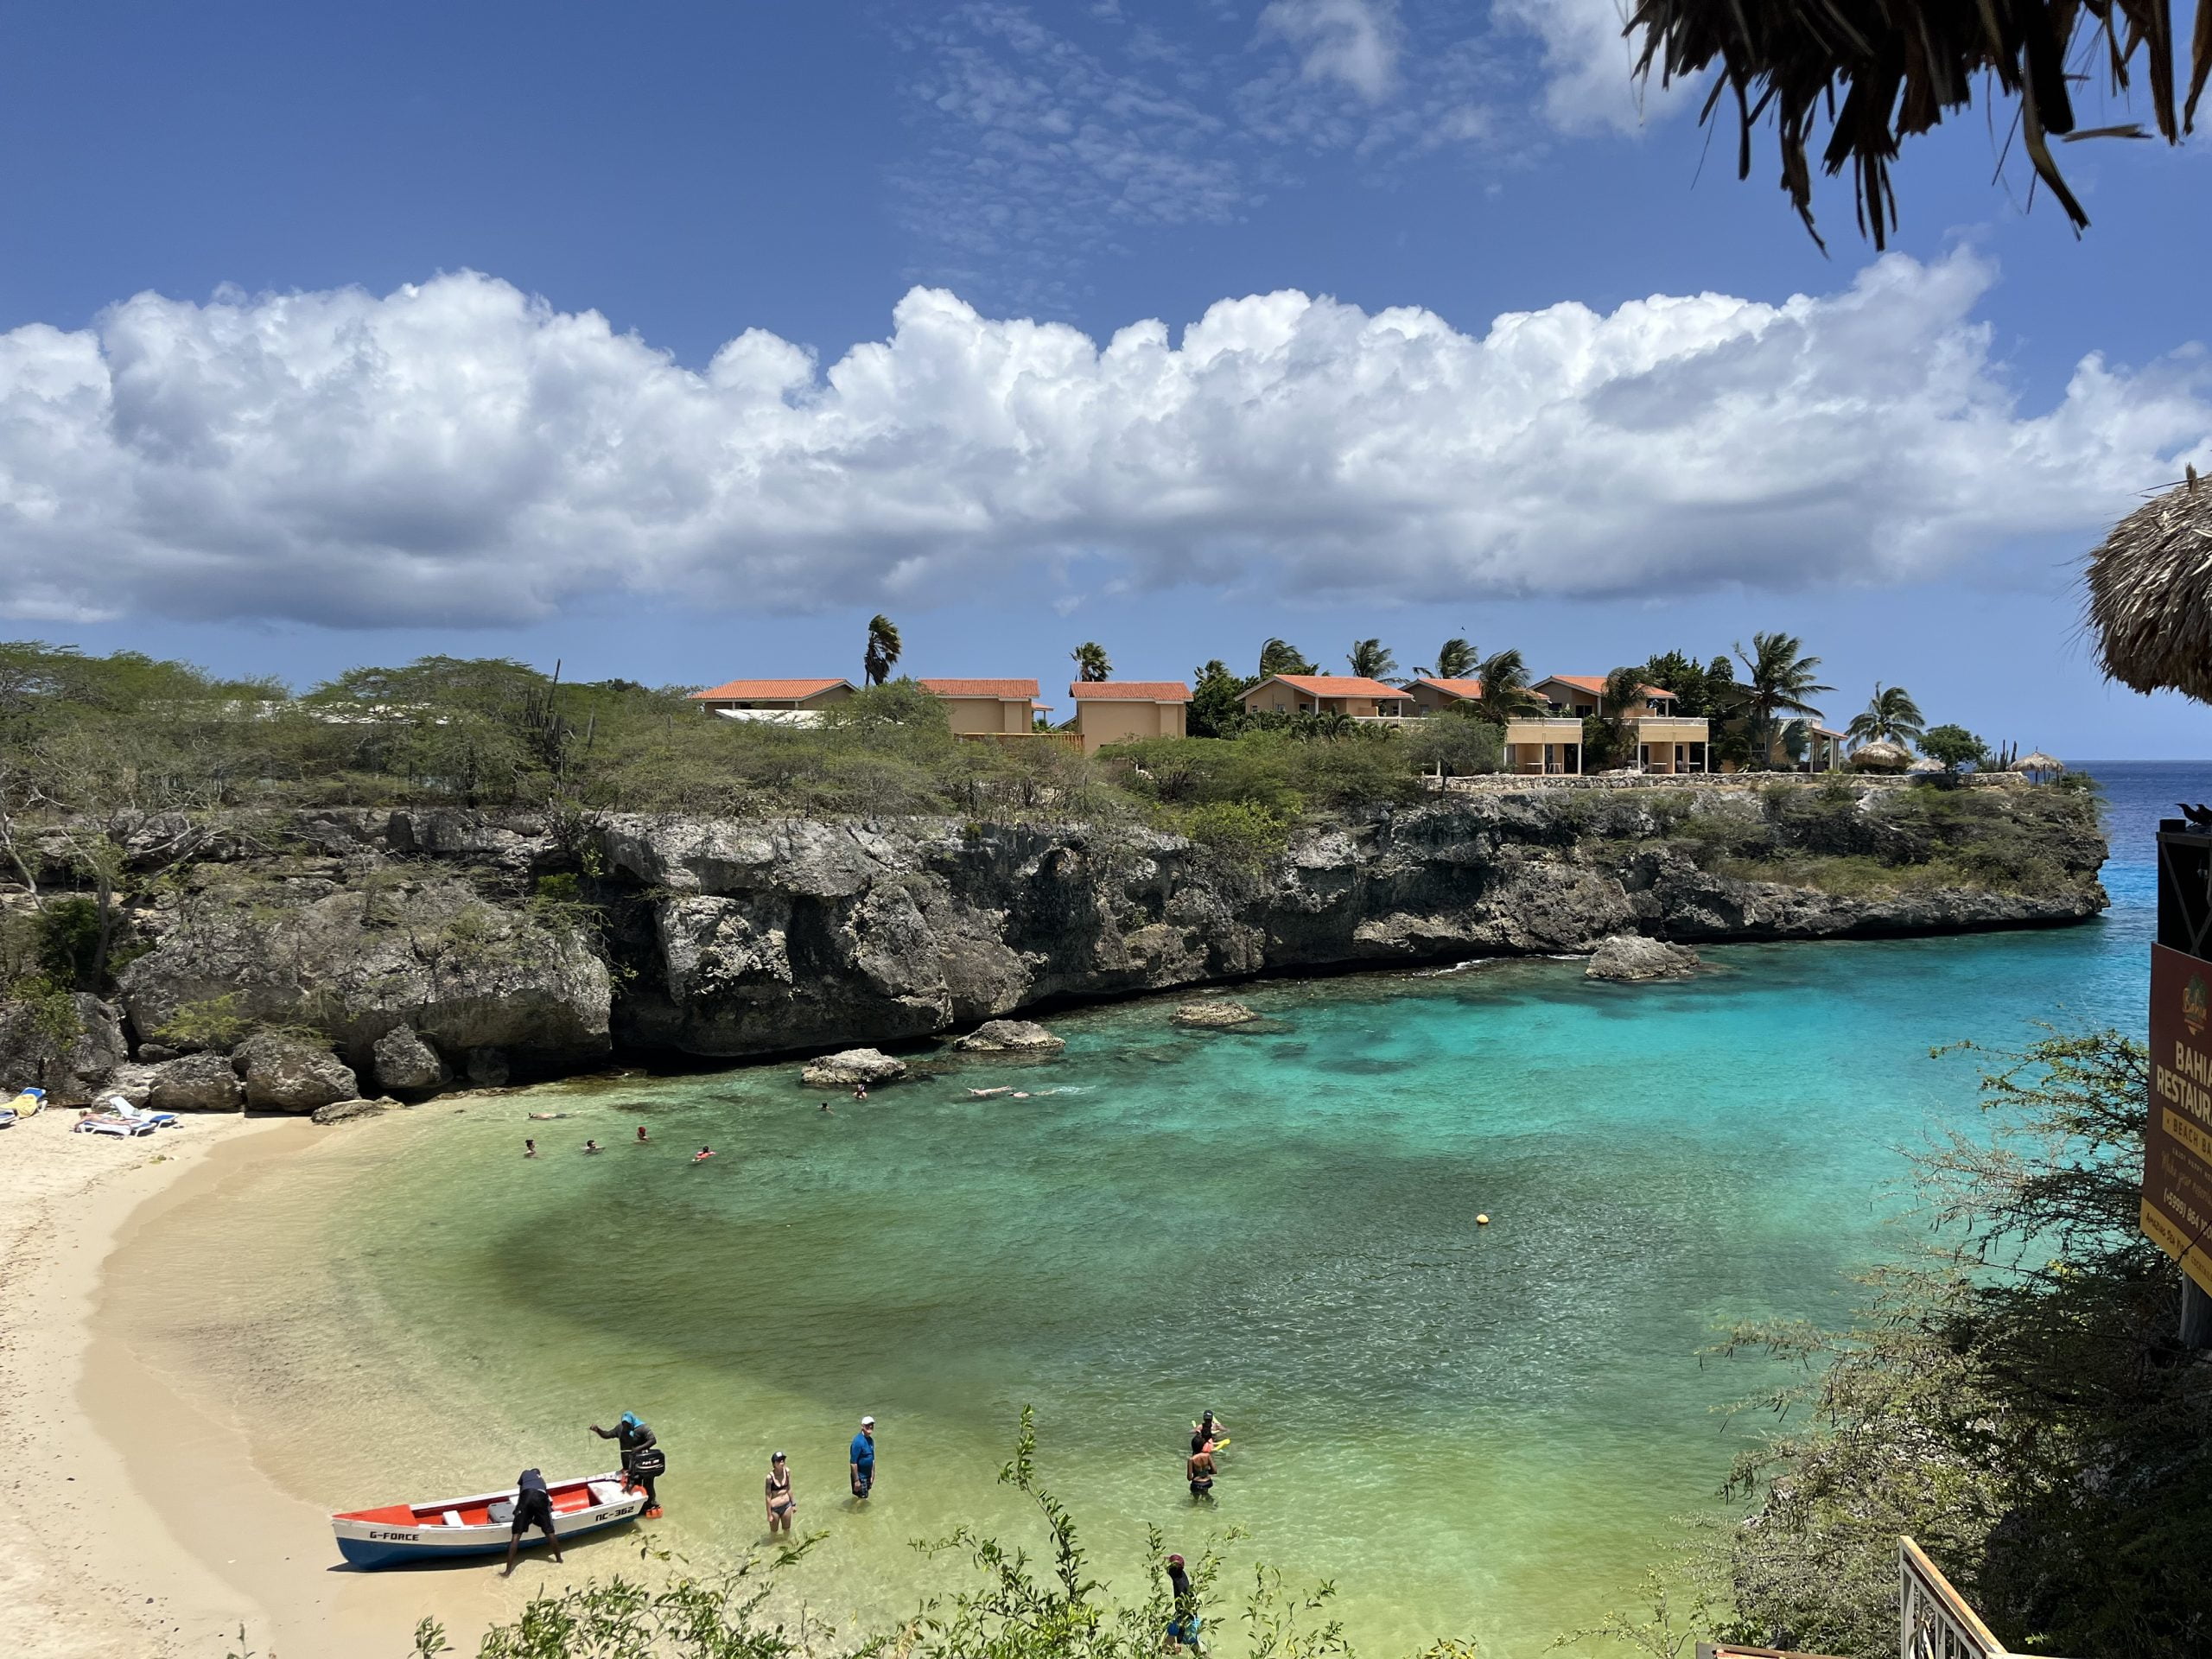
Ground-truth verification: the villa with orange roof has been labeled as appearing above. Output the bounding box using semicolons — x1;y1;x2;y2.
1532;674;1710;775
918;677;1044;737
1403;677;1484;715
688;677;855;721
1237;674;1414;721
1068;680;1190;753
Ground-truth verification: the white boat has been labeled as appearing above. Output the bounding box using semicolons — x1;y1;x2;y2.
332;1471;645;1567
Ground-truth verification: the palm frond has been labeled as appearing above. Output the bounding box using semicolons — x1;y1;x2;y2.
1628;2;2212;246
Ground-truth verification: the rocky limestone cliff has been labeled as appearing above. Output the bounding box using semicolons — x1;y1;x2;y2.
3;782;2107;1092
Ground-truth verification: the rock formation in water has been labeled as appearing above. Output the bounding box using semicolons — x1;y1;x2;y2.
1586;936;1702;982
1173;1001;1261;1027
0;781;2107;1096
801;1047;909;1086
951;1020;1065;1052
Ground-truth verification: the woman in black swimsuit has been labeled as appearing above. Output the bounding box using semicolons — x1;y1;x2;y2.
765;1452;795;1534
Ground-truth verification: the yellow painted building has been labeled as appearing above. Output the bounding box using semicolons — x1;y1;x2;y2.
1237;674;1414;720
918;678;1043;737
1068;681;1190;753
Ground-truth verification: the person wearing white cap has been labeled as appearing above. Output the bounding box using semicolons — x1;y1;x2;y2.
849;1415;876;1499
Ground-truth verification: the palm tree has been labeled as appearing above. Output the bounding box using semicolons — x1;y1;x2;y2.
1257;639;1316;678
1071;642;1112;683
1601;665;1649;718
1580;664;1651;770
1845;683;1925;747
1468;649;1548;725
1347;639;1399;682
1734;632;1833;767
862;615;902;687
1415;638;1478;682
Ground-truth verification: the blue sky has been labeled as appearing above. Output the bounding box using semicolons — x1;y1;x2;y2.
2;1;2209;755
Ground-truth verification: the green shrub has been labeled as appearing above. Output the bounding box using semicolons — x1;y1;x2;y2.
155;992;251;1051
3;972;85;1051
1176;800;1294;867
1406;712;1502;776
35;896;101;990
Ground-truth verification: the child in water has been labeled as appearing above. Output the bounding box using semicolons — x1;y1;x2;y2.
693;1145;715;1163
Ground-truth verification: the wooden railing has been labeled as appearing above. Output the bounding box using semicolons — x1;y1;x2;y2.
1696;1538;2077;1659
1897;1537;2008;1659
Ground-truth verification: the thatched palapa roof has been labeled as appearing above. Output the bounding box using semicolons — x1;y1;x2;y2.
2087;474;2212;703
1627;3;2212;246
1847;739;1913;772
1907;757;1947;774
2011;750;2067;774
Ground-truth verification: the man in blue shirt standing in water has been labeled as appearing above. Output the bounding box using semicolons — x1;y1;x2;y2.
849;1415;876;1499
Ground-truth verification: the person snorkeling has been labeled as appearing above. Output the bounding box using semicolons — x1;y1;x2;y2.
589;1413;664;1518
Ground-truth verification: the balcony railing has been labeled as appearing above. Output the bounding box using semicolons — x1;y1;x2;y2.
1694;1538;2078;1659
1898;1537;2012;1659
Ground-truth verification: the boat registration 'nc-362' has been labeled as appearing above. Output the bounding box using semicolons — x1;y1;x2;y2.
331;1471;645;1567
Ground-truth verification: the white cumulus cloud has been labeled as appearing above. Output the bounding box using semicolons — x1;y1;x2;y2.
0;257;2204;627
1494;0;1694;134
1257;0;1402;103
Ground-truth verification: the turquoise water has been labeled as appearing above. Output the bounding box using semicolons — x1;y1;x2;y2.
216;767;2196;1655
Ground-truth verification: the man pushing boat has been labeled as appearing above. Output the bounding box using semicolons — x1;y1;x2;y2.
501;1468;563;1575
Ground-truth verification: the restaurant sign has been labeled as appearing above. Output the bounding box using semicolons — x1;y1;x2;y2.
2145;943;2212;1295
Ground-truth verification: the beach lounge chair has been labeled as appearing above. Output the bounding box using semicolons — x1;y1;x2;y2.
103;1096;179;1128
73;1113;156;1138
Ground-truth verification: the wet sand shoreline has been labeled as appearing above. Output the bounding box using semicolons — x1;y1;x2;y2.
3;1108;622;1659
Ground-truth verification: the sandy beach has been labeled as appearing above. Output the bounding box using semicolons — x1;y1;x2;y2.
0;1106;633;1659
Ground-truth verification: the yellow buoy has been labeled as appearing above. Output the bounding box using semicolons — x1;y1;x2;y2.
1475;1213;1490;1226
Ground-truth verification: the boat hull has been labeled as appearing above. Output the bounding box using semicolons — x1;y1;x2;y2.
332;1472;645;1568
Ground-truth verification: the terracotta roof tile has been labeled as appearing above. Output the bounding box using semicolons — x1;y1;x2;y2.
689;678;849;702
1542;674;1676;700
918;678;1039;699
1068;681;1191;700
1414;677;1484;696
1255;675;1409;699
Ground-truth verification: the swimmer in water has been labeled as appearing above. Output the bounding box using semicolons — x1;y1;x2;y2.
635;1124;650;1143
524;1138;537;1159
820;1100;834;1114
852;1081;868;1102
583;1139;602;1154
693;1145;715;1163
1185;1444;1216;1503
